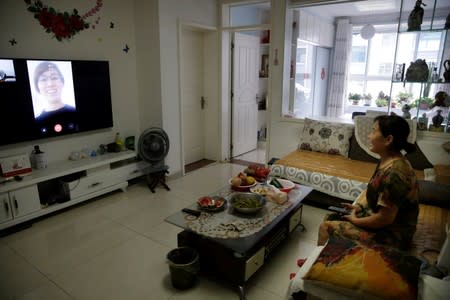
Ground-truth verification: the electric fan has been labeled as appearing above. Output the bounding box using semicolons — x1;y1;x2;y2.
137;127;170;193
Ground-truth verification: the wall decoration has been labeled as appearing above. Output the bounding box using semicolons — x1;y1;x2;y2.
9;38;17;46
24;0;103;41
110;22;115;29
123;44;130;53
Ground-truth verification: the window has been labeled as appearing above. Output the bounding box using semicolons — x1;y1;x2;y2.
292;41;315;118
347;29;444;118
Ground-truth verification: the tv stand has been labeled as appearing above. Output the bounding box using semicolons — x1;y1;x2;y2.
0;151;148;231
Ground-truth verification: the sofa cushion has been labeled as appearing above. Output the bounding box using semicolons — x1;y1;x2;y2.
298;118;354;157
418;180;450;209
303;236;422;299
348;135;434;170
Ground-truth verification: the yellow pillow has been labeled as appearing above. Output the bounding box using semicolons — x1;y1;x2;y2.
303;236;422;299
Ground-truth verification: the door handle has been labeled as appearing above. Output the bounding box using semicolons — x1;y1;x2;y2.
13;196;18;209
89;182;102;188
201;96;205;110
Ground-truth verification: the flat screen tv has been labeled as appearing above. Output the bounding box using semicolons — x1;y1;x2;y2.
0;58;113;146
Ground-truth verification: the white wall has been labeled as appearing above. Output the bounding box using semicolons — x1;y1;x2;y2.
0;0;140;163
134;0;163;131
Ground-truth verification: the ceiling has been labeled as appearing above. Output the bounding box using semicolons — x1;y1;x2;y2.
298;0;450;24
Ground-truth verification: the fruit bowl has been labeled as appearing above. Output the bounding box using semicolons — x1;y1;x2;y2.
268;178;295;193
249;184;277;196
243;165;271;182
197;196;226;212
229;192;266;214
229;178;257;192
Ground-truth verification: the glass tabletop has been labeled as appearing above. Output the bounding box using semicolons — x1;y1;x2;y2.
165;183;313;254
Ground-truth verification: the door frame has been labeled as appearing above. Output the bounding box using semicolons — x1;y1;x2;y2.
178;21;218;175
219;1;271;163
221;26;270;162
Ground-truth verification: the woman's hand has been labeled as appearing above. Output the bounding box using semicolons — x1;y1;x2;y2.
341;202;361;213
342;208;358;223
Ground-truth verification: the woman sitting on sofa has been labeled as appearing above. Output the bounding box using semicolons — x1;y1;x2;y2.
317;115;420;250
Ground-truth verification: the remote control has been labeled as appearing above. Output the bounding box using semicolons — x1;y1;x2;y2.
182;208;201;217
328;206;350;215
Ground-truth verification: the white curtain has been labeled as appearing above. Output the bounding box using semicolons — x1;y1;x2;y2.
326;18;352;117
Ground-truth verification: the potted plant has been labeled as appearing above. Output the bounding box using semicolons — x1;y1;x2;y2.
363;93;372;106
348;93;362;105
375;91;389;107
376;98;388;107
395;91;413;106
416;97;434;110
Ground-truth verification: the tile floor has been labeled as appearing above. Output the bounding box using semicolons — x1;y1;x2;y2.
0;162;328;300
232;142;267;165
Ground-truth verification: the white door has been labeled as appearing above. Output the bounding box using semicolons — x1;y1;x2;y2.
232;32;259;157
181;28;205;165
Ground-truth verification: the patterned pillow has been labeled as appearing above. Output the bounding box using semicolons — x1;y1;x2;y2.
298;118;354;157
303;236;422;299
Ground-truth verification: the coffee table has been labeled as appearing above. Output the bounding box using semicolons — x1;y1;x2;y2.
165;183;312;299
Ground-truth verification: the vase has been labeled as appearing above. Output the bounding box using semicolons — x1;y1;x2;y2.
432;110;444;128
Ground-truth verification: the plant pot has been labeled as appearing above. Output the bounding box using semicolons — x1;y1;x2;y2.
419;102;429;110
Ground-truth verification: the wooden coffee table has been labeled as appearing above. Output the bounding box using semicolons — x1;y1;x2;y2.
165;183;312;299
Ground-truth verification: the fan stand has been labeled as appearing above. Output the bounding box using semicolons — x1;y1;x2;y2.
146;165;170;193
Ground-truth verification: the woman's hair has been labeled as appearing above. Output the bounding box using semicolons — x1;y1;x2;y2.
33;61;64;92
431;91;448;108
374;115;415;153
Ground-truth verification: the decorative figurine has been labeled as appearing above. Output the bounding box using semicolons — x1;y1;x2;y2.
408;0;426;31
405;59;429;82
402;104;412;119
444;60;450;82
418;113;428;130
432;109;444;128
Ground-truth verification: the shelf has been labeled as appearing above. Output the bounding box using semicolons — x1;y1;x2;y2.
398;27;449;33
0;151;136;193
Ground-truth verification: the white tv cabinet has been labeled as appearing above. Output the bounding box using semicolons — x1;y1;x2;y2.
0;150;147;231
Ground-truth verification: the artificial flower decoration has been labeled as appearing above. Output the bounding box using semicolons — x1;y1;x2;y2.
24;0;102;41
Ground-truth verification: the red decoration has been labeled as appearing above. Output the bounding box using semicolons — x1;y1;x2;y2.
24;0;103;41
321;68;326;80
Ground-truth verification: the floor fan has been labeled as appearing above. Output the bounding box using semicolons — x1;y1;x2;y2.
137;127;171;193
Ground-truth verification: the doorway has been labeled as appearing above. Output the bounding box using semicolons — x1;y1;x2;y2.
230;31;267;165
179;24;218;174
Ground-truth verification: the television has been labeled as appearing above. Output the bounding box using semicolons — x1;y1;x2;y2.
0;58;113;146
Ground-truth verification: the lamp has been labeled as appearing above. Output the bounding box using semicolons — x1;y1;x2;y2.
360;24;375;40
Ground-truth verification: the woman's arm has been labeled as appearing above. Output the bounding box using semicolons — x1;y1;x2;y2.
343;204;398;229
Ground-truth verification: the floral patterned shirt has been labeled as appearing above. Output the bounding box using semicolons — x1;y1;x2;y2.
366;157;419;248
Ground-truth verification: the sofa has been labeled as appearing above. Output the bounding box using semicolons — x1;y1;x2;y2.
266;117;450;299
269;116;450;206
